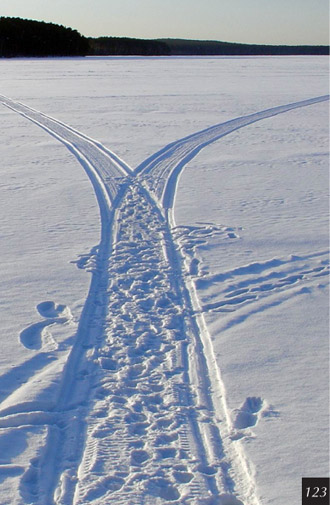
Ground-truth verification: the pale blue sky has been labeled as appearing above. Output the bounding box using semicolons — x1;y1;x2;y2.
1;0;329;45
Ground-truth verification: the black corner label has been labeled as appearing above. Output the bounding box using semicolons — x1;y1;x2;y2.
302;478;329;505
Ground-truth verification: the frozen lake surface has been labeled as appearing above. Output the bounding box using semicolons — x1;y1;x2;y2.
0;56;328;505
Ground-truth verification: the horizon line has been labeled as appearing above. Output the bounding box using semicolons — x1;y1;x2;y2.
1;15;329;48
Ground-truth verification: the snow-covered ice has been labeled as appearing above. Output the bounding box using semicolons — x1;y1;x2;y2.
0;56;328;505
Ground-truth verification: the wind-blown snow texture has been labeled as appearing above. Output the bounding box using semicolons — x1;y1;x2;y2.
0;57;328;505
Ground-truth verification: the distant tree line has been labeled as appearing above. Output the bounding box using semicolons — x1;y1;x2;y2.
0;17;88;57
88;37;170;56
158;38;329;56
0;17;328;58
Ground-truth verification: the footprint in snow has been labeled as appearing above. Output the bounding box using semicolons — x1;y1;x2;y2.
232;396;265;431
19;301;72;350
37;300;71;319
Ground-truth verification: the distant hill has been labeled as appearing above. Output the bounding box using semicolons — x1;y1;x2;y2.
0;17;328;57
158;38;329;56
88;37;170;56
88;37;329;56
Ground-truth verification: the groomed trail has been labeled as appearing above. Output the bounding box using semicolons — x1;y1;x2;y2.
0;94;328;505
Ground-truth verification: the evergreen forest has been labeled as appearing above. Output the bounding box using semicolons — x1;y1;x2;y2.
0;17;328;57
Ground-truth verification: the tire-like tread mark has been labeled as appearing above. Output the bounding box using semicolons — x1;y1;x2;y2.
2;94;327;505
0;95;132;505
136;95;329;209
0;96;131;205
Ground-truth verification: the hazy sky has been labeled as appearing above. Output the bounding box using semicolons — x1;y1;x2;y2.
1;0;329;45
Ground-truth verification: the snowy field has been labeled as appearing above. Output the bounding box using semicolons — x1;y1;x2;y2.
0;56;328;505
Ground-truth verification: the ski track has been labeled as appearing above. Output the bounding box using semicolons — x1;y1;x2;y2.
0;94;328;505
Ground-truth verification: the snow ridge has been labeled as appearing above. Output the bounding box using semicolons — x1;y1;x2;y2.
1;94;328;505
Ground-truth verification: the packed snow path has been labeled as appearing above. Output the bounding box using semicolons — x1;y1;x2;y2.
0;94;328;505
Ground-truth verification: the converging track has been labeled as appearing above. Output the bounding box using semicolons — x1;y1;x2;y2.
1;94;328;505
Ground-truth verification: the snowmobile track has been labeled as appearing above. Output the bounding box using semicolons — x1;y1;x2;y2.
1;94;328;505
